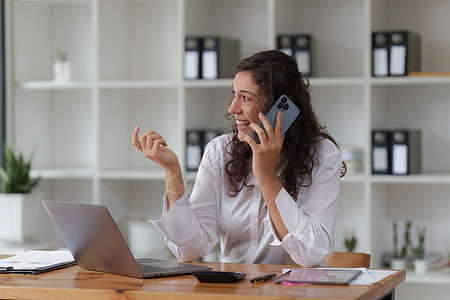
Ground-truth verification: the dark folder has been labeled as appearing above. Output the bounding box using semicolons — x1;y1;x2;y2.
277;35;293;57
186;130;203;172
389;31;421;76
184;37;202;80
202;129;221;151
201;37;240;80
390;129;421;175
277;34;312;77
293;35;312;77
371;130;392;174
372;32;390;77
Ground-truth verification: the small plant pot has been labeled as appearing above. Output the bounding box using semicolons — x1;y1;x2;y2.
0;193;40;243
53;61;72;83
390;258;406;270
414;259;427;274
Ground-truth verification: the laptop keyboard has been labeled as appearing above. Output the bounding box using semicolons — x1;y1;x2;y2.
138;264;180;274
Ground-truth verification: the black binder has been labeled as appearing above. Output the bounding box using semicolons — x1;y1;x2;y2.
277;34;312;77
201;37;240;80
293;35;311;77
202;129;221;151
277;35;293;57
390;129;421;175
372;32;390;77
371;130;391;174
186;130;203;172
389;31;421;76
184;37;202;80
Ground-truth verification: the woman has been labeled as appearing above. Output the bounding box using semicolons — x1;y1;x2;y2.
132;50;345;267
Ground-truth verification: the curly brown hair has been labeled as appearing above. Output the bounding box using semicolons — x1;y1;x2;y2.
225;50;346;200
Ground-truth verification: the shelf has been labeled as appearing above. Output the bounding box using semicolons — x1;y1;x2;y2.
371;77;450;86
30;168;94;179
309;77;365;87
370;174;450;184
183;79;233;89
98;80;179;89
99;169;166;181
17;81;94;90
16;77;371;90
405;268;450;284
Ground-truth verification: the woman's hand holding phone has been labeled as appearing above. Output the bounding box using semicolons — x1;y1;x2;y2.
245;112;284;181
245;95;300;180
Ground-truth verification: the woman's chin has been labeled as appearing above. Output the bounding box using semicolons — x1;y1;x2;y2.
237;130;252;142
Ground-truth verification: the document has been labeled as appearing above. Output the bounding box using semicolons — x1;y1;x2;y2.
0;250;75;274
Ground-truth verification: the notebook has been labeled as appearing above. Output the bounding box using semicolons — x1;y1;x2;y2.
42;200;212;278
274;268;362;285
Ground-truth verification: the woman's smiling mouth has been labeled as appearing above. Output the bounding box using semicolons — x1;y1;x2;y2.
236;120;251;131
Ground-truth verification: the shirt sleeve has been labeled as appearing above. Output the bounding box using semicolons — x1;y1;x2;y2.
149;142;220;263
269;139;342;267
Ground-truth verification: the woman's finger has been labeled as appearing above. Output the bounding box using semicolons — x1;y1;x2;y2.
249;122;267;144
132;125;143;151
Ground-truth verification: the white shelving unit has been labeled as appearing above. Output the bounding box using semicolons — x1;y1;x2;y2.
5;0;450;298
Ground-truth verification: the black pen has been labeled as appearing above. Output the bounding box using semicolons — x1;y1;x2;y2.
250;272;277;284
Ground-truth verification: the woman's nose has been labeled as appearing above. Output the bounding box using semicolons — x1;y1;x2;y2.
228;98;242;114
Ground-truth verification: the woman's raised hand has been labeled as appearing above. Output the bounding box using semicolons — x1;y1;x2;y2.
132;126;180;172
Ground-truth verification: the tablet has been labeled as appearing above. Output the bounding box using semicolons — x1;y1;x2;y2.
274;268;361;285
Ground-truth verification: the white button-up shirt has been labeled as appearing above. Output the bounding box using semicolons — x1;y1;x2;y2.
151;134;342;267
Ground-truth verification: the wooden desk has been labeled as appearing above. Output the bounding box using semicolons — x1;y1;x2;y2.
0;262;405;300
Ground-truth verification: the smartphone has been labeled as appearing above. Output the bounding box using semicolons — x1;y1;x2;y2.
250;94;300;143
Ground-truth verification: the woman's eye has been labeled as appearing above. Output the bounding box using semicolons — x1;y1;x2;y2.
242;96;250;102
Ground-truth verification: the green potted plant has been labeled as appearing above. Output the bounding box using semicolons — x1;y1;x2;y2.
344;229;357;252
411;225;426;274
0;144;41;243
391;220;412;270
53;49;71;83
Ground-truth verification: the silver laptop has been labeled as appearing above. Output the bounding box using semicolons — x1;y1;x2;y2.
42;200;212;278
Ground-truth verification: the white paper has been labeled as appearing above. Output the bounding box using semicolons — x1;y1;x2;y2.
367;269;397;282
392;144;408;174
373;48;388;76
186;145;202;170
0;250;74;270
202;51;218;79
390;45;406;75
373;147;388;171
296;51;310;75
280;48;293;56
184;51;199;79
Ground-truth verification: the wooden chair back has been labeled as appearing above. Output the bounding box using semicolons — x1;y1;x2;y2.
325;251;371;268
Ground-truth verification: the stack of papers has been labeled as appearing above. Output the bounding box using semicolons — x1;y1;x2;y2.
0;250;75;275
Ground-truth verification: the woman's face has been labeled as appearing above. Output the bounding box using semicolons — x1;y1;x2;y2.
228;71;265;142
